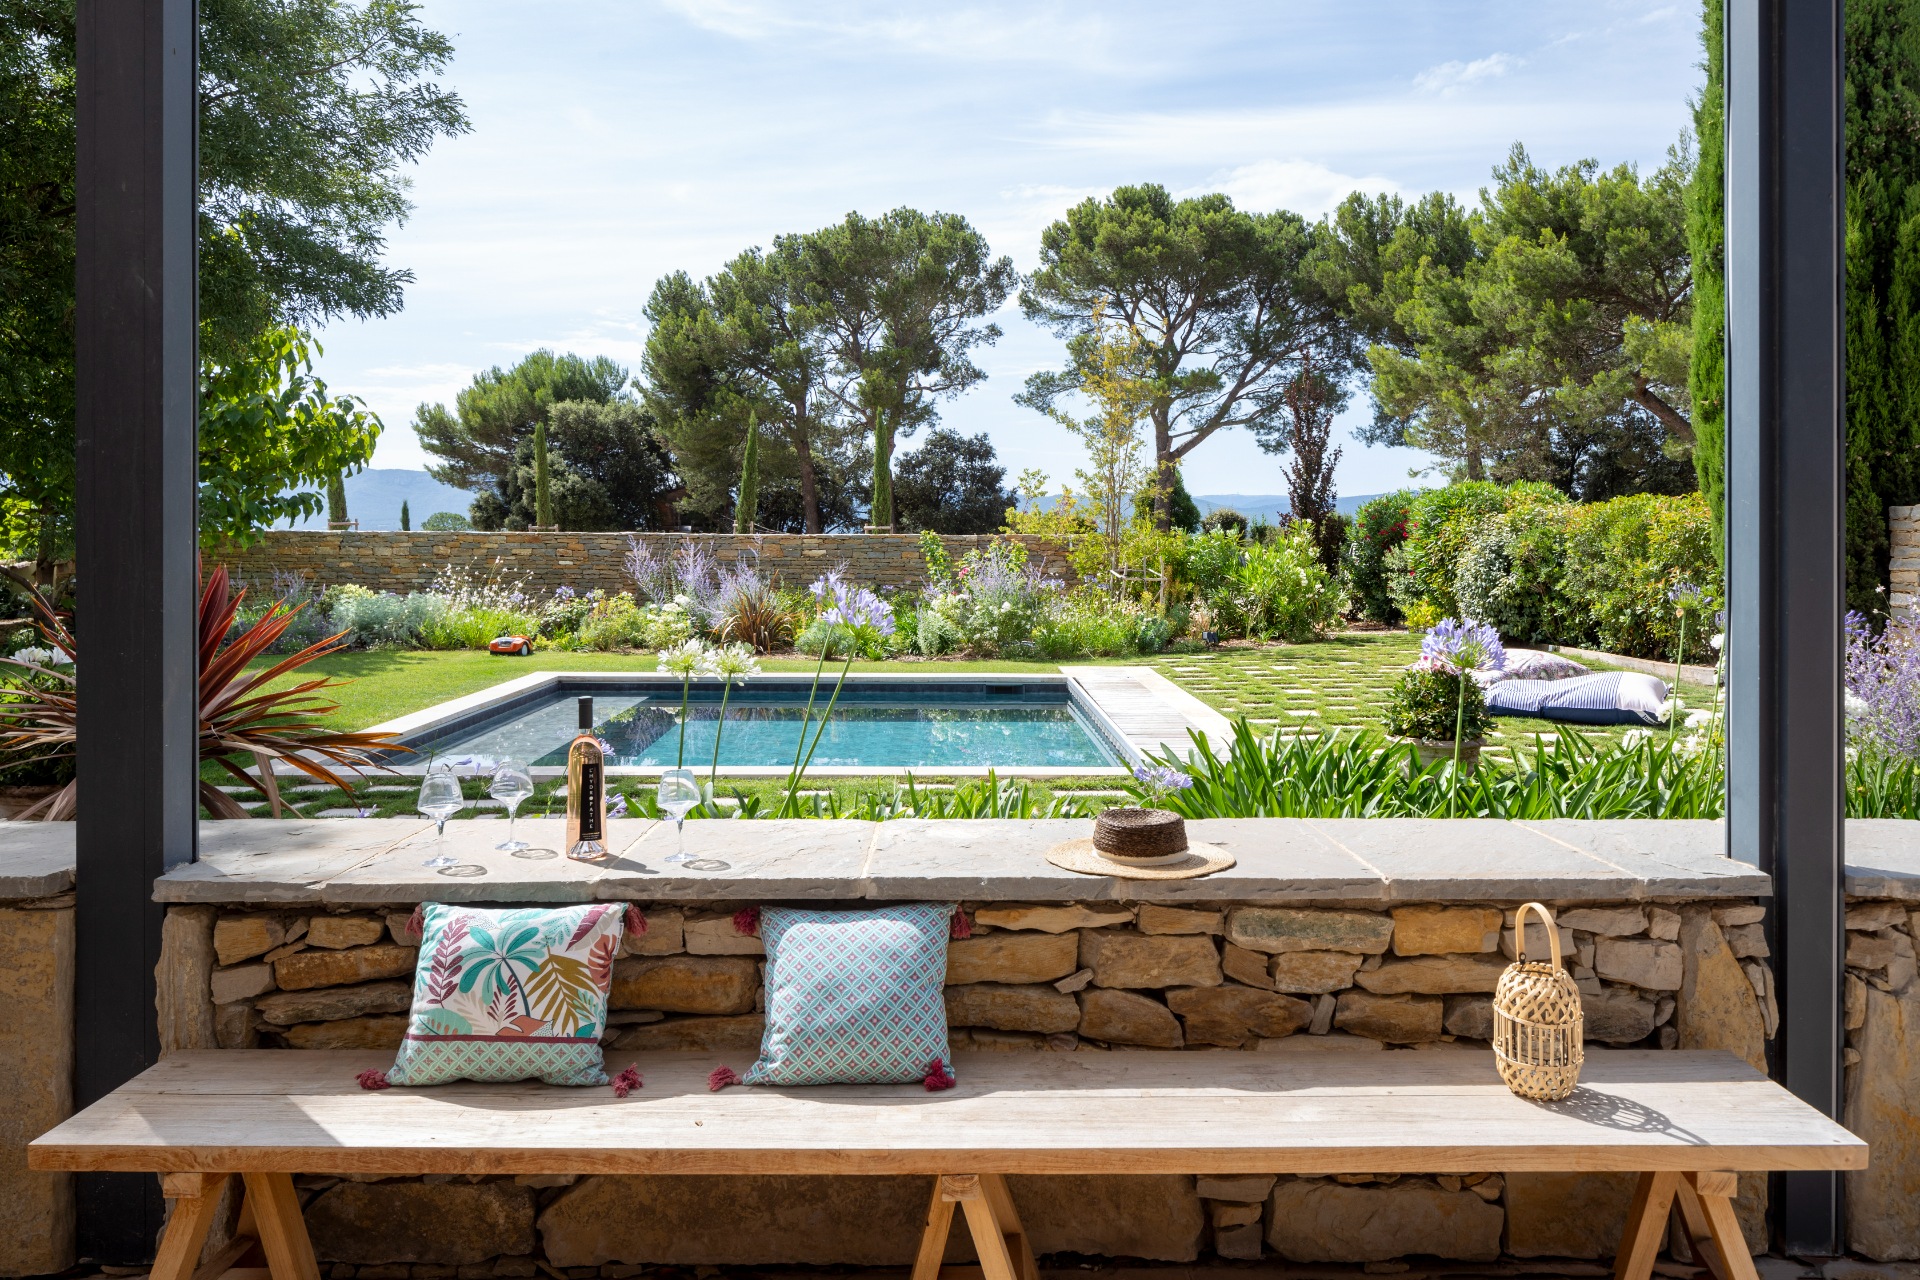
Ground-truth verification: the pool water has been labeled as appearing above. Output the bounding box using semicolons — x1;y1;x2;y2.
409;680;1123;771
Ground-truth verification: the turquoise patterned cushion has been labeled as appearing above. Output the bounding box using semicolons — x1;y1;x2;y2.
385;902;624;1087
743;904;956;1086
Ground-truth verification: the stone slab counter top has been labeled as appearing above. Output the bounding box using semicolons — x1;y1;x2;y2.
0;816;1798;906
0;816;1804;906
1841;819;1920;900
0;820;73;898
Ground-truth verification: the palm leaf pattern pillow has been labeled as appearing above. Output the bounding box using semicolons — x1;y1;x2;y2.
385;902;625;1086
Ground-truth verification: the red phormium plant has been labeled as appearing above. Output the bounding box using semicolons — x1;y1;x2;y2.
0;565;407;820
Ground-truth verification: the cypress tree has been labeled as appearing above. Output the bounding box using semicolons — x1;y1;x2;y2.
533;420;553;529
1686;0;1726;569
1693;0;1920;616
870;413;894;531
1843;0;1920;617
326;471;348;527
734;414;760;534
399;500;410;531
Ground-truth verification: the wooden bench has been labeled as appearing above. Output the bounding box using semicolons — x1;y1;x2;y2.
31;1049;1863;1280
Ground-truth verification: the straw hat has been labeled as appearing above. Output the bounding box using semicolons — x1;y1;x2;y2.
1046;808;1234;880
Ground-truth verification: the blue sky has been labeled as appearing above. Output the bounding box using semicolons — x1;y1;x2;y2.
311;0;1704;500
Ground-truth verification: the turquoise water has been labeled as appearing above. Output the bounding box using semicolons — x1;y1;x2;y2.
416;687;1120;770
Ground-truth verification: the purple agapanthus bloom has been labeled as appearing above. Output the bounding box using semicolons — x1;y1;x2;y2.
810;573;896;639
1847;610;1920;759
1133;762;1193;793
1421;617;1506;674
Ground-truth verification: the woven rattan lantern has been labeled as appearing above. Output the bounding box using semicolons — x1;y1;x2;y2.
1492;902;1584;1100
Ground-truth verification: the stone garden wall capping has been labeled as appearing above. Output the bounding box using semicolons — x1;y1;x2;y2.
208;531;1074;596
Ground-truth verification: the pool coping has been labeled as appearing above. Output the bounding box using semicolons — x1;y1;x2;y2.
339;669;1221;780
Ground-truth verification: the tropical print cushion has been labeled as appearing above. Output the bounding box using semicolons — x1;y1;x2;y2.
742;903;956;1087
384;902;625;1087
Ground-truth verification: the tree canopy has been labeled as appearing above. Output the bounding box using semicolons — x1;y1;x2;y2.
892;428;1011;534
791;209;1016;528
0;0;467;565
415;350;631;492
1350;146;1697;499
197;327;382;546
469;399;677;532
1021;184;1349;529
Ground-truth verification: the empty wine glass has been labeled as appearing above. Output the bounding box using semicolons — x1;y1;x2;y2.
655;767;702;863
416;764;465;868
490;758;537;855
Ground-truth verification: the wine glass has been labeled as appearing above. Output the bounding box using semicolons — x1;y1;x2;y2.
655;767;702;863
490;758;538;855
416;765;465;868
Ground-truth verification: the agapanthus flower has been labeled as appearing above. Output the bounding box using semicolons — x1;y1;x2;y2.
1132;762;1194;803
1420;617;1506;674
704;641;761;685
657;637;711;677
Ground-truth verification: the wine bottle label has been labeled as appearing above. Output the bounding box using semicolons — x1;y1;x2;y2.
578;760;603;841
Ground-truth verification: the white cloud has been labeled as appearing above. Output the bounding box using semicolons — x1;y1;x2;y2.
1414;52;1520;95
1189;159;1404;220
654;0;1115;67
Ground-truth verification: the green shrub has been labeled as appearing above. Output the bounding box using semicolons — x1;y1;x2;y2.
328;587;448;647
1345;491;1417;623
571;592;652;651
1559;493;1717;661
1232;525;1339;641
1383;663;1493;742
1401;482;1565;619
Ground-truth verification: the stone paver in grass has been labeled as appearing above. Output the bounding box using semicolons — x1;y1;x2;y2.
1148;631;1647;750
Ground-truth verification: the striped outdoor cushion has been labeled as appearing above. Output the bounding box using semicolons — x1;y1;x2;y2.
1485;671;1669;726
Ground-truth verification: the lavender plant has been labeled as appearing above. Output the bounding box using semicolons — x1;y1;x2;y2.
1846;610;1920;759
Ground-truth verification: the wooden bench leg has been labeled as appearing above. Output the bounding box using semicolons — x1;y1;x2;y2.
1613;1172;1682;1280
153;1174;232;1280
912;1174;1038;1280
241;1173;322;1280
911;1177;959;1280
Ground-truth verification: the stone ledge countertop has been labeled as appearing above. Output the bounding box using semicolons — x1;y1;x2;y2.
0;815;1847;906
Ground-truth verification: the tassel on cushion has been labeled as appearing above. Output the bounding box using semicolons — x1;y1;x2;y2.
356;1069;392;1091
951;909;971;939
405;904;424;941
610;1064;643;1097
624;904;647;936
732;907;760;936
708;1064;740;1091
923;1060;956;1092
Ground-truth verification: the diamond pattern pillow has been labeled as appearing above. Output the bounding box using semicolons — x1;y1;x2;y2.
742;904;956;1087
381;902;626;1087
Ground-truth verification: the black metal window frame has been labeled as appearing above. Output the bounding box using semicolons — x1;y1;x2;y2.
68;0;1850;1258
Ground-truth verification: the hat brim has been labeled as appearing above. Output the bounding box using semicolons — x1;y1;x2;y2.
1044;838;1235;880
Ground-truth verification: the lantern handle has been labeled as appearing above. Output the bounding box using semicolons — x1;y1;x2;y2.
1514;901;1563;968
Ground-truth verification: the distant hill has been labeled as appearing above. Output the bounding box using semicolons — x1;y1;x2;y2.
1194;493;1383;523
285;469;477;532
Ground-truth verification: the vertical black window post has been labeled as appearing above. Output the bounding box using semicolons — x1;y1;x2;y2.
1723;0;1847;1254
73;0;200;1261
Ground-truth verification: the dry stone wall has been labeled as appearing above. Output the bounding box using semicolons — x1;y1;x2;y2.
0;892;73;1276
211;531;1071;597
166;894;1780;1272
1842;897;1920;1259
1894;505;1920;613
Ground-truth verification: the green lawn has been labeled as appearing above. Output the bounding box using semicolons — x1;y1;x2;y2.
1147;635;1669;760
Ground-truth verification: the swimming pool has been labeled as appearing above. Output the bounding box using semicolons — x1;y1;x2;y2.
386;675;1131;775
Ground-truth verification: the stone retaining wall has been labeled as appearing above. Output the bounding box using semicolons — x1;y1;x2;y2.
1842;897;1920;1257
1893;505;1920;613
160;895;1780;1272
209;531;1072;597
0;890;73;1277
